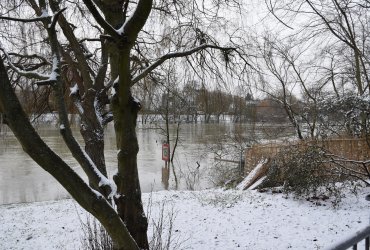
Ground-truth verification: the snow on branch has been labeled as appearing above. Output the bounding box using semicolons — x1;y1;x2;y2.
102;111;114;126
0;6;66;85
0;7;66;26
35;54;60;86
0;48;50;80
81;0;121;39
131;44;235;85
69;84;84;115
116;0;152;42
81;150;117;199
69;83;79;96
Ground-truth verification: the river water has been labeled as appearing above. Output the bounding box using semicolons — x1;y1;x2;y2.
0;121;294;204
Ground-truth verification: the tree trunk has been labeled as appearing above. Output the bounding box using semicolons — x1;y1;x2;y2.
354;49;368;137
80;89;107;177
111;46;149;248
113;93;149;249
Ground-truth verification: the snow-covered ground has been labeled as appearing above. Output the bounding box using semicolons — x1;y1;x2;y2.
1;188;370;250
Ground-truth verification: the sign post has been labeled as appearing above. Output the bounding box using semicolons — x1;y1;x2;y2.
162;143;170;162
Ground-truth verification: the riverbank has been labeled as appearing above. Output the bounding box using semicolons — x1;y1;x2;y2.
1;188;370;249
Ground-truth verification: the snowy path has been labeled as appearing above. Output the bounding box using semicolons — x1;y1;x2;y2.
1;188;370;249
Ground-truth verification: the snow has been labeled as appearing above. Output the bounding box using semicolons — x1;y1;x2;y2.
93;97;103;126
43;55;59;82
113;76;119;85
91;189;103;199
48;71;58;81
74;101;84;115
237;158;268;190
248;176;267;190
81;150;117;199
98;177;117;200
67;85;84;114
39;9;50;18
132;96;141;105
110;76;119;97
59;124;65;130
69;84;79;96
111;86;116;96
1;188;370;250
116;5;137;35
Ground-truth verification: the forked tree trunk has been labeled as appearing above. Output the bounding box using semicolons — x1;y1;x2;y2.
0;57;138;250
87;0;151;246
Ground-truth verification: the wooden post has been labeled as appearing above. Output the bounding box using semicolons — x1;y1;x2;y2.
0;113;2;134
161;143;170;189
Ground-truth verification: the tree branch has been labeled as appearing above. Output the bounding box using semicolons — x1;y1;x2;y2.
49;8;67;30
132;44;235;85
305;0;355;49
118;0;153;44
0;7;66;27
0;14;50;23
36;7;116;199
265;0;294;30
49;0;94;90
81;0;120;39
0;48;49;80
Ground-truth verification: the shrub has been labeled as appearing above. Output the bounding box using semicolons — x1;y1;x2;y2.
259;144;359;204
80;216;113;250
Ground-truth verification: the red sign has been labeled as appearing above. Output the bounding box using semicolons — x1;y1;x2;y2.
162;143;170;161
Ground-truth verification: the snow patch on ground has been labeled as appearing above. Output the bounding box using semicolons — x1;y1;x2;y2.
1;188;370;249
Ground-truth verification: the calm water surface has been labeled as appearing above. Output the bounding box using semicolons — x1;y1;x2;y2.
0;122;294;204
0;123;228;204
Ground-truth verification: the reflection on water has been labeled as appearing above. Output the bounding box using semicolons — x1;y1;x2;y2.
0;123;212;204
0;122;294;204
161;162;170;190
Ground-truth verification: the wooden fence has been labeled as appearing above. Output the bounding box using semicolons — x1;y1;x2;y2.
244;138;370;174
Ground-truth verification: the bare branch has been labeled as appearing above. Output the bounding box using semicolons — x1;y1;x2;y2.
81;0;120;39
49;0;94;90
0;48;49;80
36;6;116;199
0;14;50;23
0;7;66;28
36;79;57;86
118;0;153;43
49;7;67;30
132;44;235;85
265;0;294;30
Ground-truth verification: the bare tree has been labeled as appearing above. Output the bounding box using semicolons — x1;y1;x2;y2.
0;0;249;248
266;0;370;136
256;35;307;139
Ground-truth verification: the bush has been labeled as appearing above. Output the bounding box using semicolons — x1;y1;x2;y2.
80;216;113;250
259;144;358;204
210;161;243;189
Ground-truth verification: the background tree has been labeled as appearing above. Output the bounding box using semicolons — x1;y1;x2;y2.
266;0;370;137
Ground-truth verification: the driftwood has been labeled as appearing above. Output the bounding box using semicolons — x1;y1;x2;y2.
237;158;269;190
